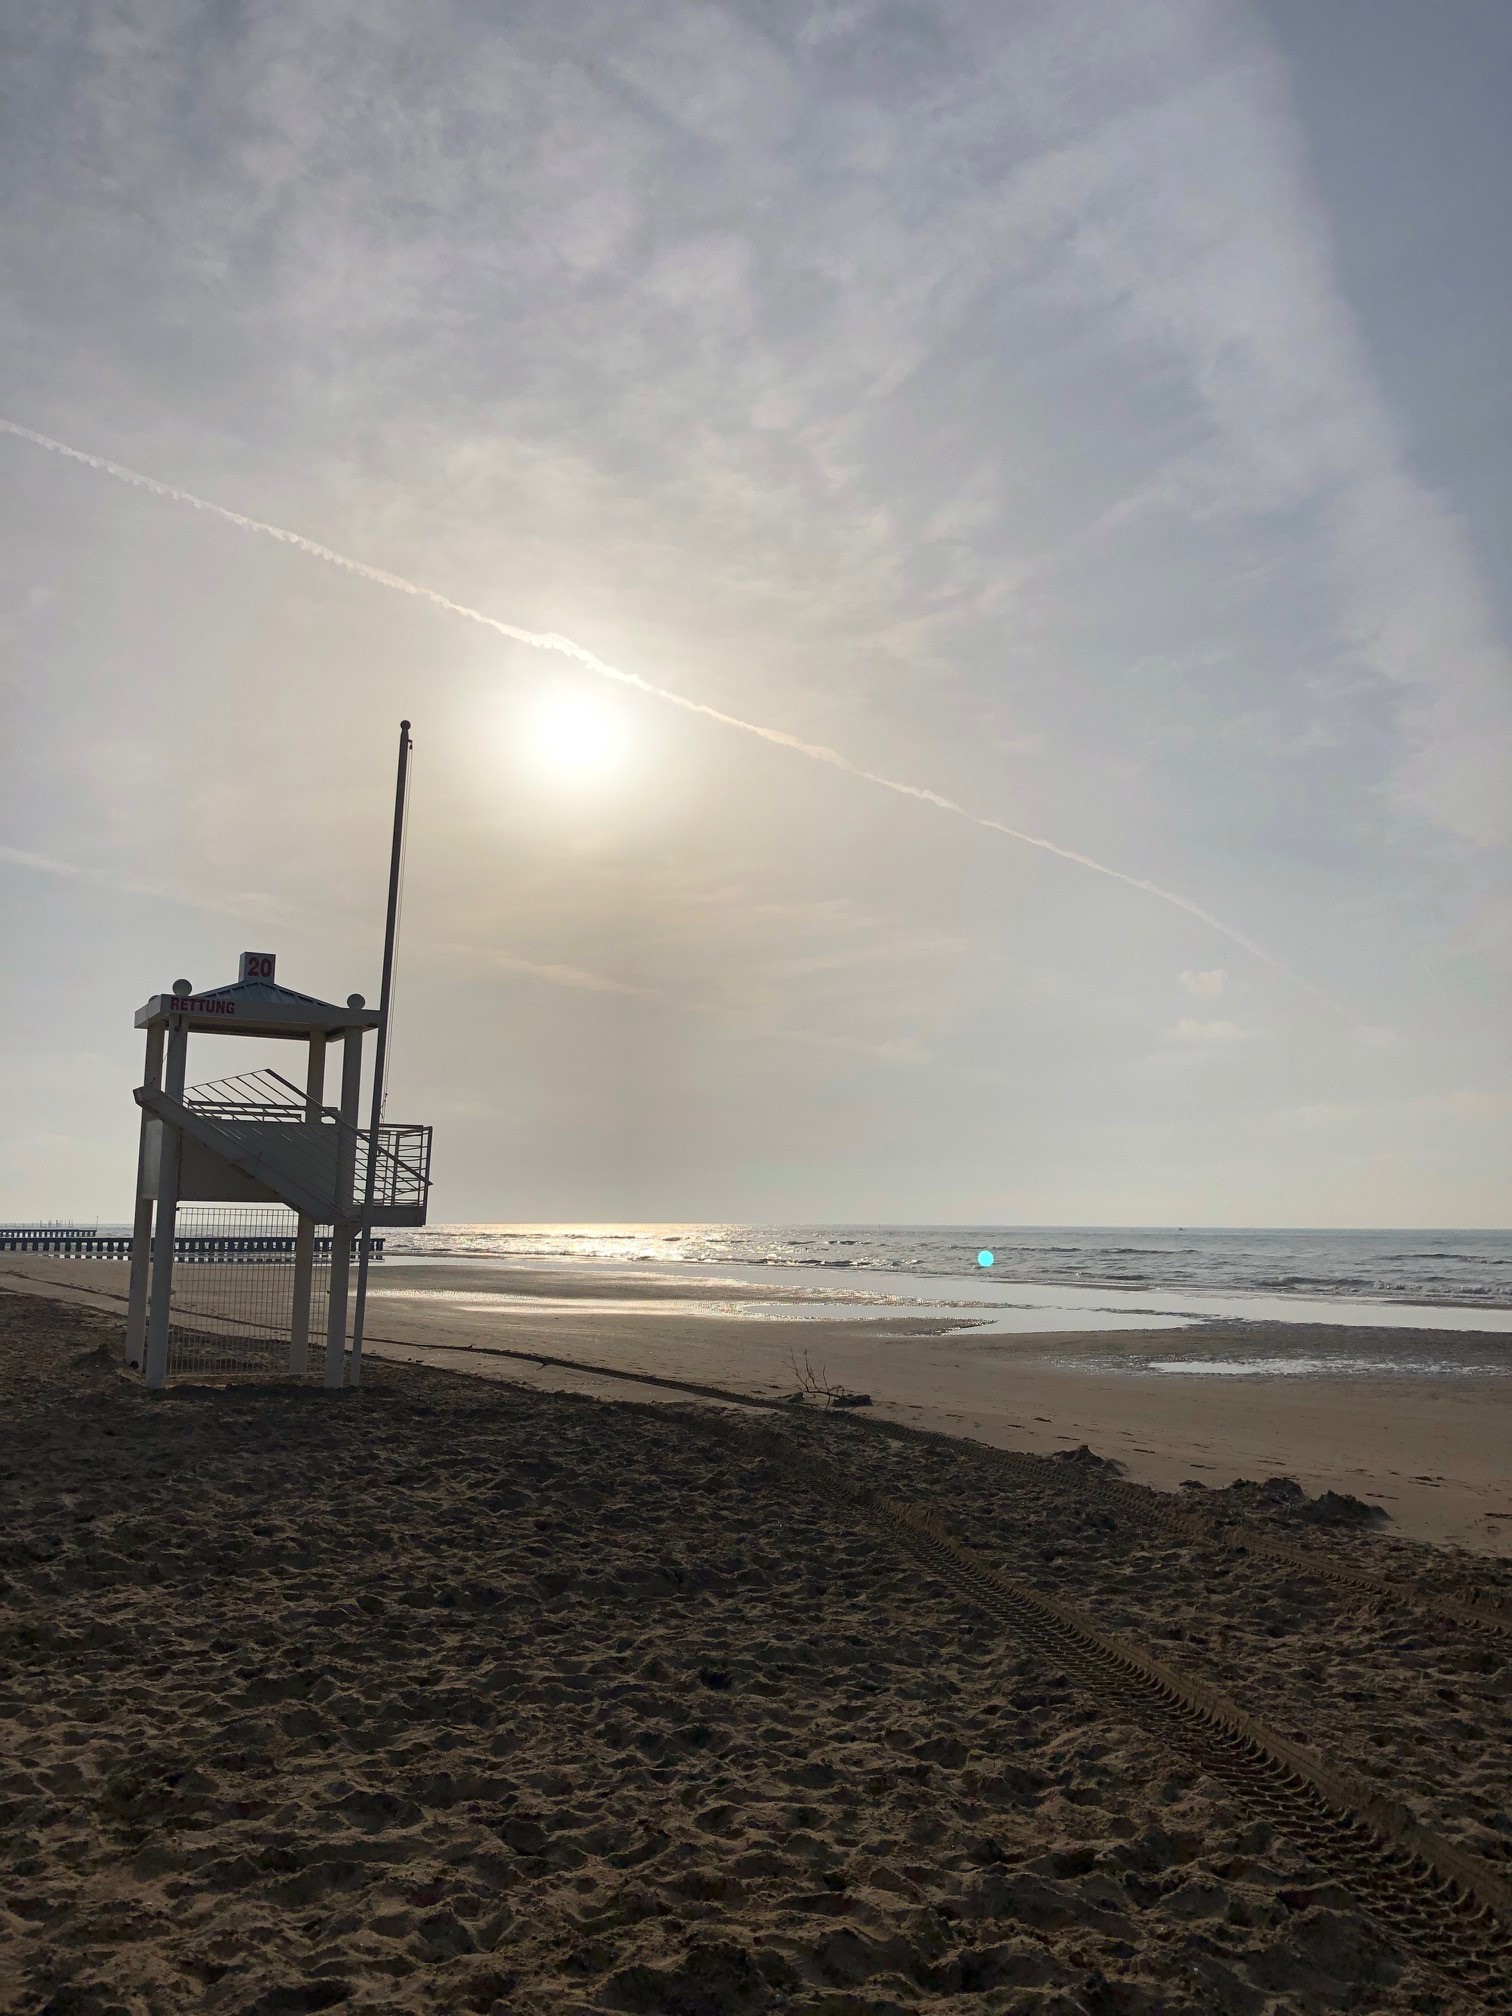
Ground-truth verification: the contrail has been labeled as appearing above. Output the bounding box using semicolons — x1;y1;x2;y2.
1;416;1320;996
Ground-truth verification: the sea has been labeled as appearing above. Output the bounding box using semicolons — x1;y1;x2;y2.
382;1224;1512;1342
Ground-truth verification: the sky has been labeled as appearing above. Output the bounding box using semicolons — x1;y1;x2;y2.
1;0;1509;1228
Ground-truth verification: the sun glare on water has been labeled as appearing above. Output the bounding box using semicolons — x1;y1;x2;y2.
527;688;627;784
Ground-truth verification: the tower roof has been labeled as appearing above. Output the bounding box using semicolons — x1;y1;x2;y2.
134;977;379;1038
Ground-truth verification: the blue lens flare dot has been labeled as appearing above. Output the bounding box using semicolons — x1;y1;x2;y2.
977;1249;995;1268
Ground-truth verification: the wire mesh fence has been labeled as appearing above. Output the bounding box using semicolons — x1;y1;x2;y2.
165;1205;333;1380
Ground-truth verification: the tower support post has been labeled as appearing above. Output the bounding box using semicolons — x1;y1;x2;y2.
144;1013;190;1389
289;1033;327;1374
323;1024;364;1388
125;1023;165;1371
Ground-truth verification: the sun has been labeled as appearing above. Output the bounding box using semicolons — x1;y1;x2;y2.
526;688;627;784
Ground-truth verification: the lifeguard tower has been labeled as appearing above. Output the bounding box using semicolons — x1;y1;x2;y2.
125;951;432;1388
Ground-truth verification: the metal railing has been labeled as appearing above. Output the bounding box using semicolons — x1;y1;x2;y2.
178;1068;431;1216
352;1119;432;1212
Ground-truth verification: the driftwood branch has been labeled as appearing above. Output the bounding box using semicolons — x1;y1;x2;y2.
783;1348;871;1410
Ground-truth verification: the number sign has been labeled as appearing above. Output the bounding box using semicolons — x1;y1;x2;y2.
238;951;277;983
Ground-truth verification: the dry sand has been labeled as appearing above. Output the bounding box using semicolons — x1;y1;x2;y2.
3;1288;1511;2014
6;1256;1505;1555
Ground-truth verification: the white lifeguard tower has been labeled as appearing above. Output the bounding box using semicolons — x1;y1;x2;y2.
125;950;432;1388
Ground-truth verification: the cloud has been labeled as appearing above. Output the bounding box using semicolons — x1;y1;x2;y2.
1031;26;1512;845
1;1;1508;1220
0;838;289;925
1282;1101;1353;1129
0;417;1321;997
0;843;78;878
1172;1017;1248;1043
1179;967;1227;998
433;941;656;998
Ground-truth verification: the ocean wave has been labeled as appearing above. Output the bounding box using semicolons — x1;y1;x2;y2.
385;1226;1512;1309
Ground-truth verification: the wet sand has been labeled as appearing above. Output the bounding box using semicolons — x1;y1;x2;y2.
5;1256;1506;1555
4;1288;1510;2015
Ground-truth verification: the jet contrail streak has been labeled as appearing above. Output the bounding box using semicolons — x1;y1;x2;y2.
1;416;1323;999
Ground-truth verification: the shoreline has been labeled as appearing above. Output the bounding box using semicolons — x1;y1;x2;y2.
387;1255;1512;1333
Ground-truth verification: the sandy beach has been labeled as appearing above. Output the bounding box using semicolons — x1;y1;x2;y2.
5;1255;1509;1556
4;1285;1512;2013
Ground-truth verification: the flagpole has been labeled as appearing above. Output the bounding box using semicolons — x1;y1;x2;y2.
350;718;411;1387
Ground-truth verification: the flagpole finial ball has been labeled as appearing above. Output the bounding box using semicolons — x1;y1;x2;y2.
172;979;193;997
400;719;411;731
347;994;366;1009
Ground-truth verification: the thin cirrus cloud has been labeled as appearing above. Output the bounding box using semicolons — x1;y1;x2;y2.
0;417;1327;1003
1180;969;1227;998
1173;1017;1249;1044
437;942;658;1000
997;34;1512;851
